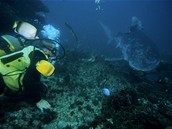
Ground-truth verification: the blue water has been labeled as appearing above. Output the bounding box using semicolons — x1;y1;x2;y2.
41;0;172;70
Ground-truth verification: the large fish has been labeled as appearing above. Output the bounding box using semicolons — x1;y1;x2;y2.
113;17;160;71
115;29;160;71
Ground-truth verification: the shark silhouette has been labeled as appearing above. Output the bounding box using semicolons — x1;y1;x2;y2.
99;17;160;71
114;17;160;71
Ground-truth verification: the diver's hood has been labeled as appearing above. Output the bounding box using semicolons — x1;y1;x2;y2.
26;38;65;60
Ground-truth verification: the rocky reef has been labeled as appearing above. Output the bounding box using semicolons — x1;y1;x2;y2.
0;48;172;129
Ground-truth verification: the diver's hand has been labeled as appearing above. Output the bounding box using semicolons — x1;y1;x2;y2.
36;99;51;112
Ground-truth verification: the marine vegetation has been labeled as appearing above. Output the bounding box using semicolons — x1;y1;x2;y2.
1;48;172;129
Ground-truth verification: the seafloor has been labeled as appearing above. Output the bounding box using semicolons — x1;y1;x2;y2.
0;48;172;129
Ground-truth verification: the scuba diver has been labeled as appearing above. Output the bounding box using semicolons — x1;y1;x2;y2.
0;21;62;112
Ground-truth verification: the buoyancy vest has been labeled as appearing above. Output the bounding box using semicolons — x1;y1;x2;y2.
0;45;45;91
0;34;27;57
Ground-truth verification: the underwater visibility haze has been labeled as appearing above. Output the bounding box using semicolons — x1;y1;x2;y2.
42;0;172;71
1;0;172;129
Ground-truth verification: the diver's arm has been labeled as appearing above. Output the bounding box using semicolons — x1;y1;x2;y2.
24;50;53;111
23;70;52;111
23;50;46;99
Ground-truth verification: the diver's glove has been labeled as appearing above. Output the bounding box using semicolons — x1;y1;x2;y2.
36;99;51;112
